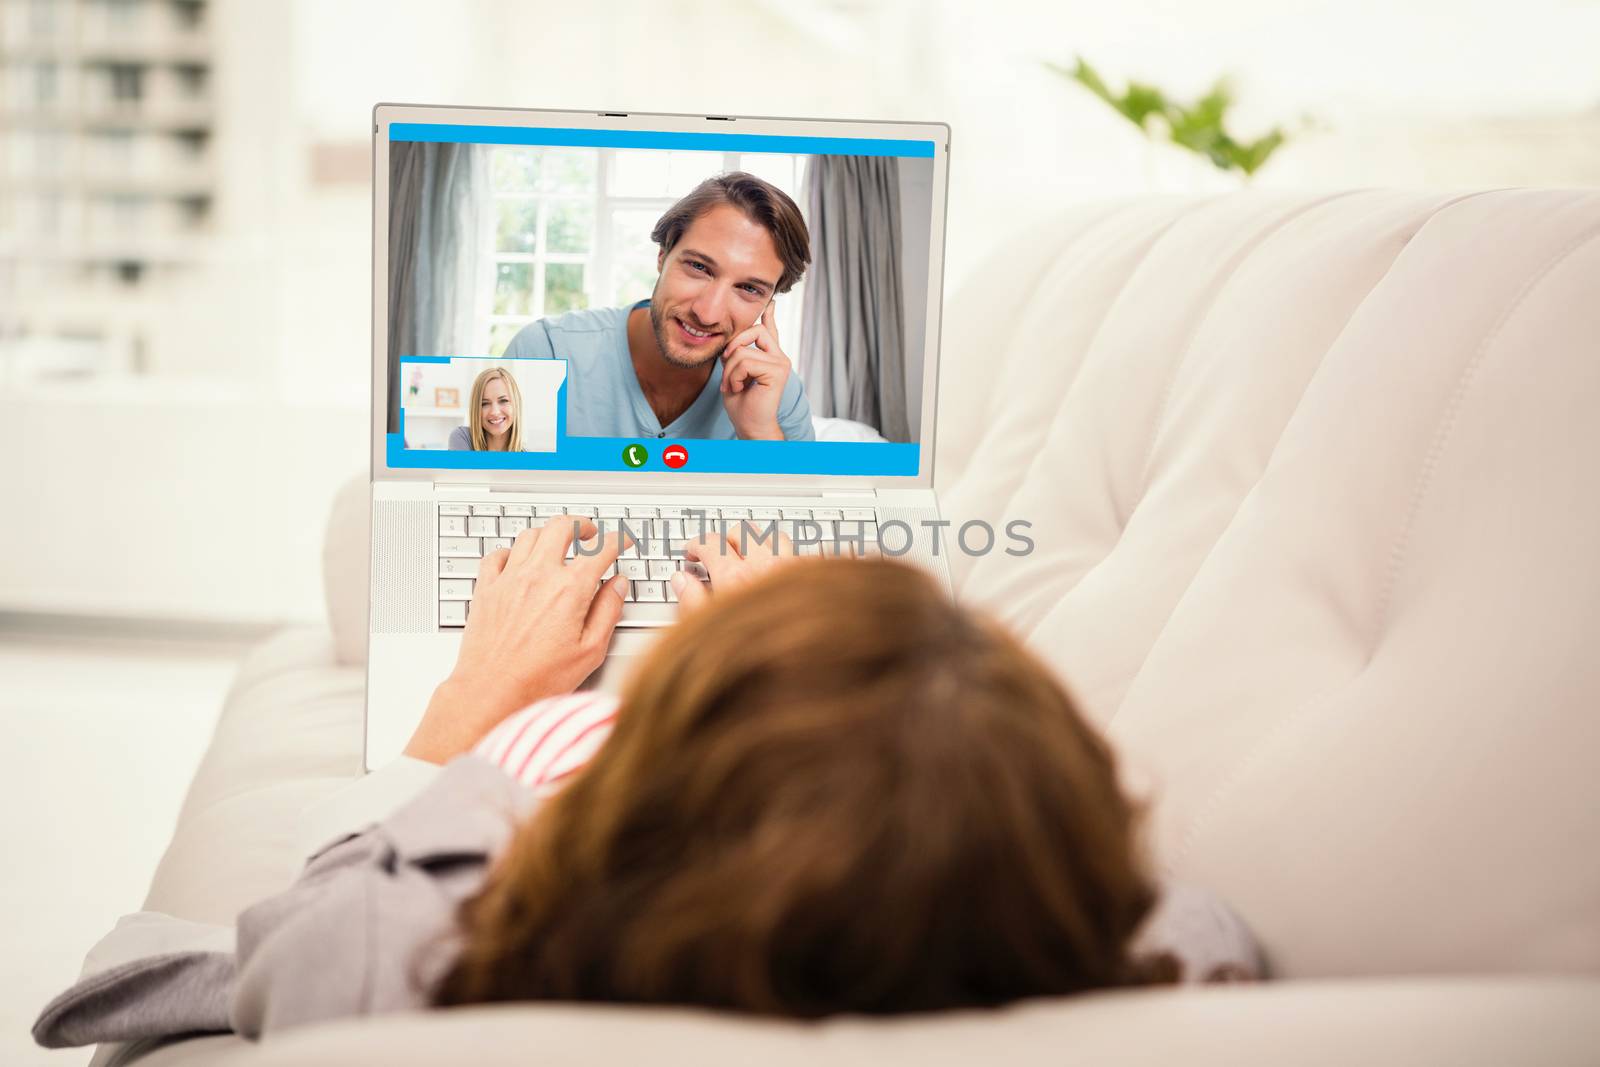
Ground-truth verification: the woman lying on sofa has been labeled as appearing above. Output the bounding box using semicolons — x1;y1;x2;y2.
35;521;1260;1049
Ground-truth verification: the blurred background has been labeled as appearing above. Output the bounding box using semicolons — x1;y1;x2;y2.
3;0;1598;627
2;1;1597;1062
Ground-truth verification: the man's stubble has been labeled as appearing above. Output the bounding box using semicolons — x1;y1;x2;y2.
648;284;728;370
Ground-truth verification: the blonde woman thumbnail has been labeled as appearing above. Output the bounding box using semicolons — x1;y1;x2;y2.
449;367;524;451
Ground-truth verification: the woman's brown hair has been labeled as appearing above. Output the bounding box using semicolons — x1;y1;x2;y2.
434;558;1159;1015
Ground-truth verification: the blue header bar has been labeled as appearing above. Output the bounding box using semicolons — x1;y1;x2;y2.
389;122;936;159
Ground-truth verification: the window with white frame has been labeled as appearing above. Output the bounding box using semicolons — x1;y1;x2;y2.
487;146;808;358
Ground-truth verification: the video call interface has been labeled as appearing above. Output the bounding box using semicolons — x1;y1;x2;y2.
385;121;937;476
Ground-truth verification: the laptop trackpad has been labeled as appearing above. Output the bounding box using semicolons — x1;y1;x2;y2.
580;628;662;695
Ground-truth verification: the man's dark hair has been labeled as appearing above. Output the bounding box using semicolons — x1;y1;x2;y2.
650;172;811;293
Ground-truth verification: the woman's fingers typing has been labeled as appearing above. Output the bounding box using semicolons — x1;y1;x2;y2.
536;516;597;565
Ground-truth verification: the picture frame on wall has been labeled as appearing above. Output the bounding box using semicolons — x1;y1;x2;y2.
434;387;460;409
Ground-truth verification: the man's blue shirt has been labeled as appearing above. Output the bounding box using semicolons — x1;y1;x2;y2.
503;301;815;441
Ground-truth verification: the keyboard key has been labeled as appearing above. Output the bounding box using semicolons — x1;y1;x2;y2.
602;562;617;579
439;578;474;600
721;507;751;519
834;521;875;543
682;510;717;532
751;508;782;519
501;504;533;516
438;515;467;537
682;561;709;581
813;508;843;520
535;505;567;517
656;518;685;539
666;538;688;557
500;517;529;536
618;559;649;580
598;505;629;518
440;503;471;516
647;559;676;581
657;506;687;519
439;600;467;627
664;578;678;603
780;508;812;519
439;537;481;557
439;556;480;576
467;516;497;537
488;537;516;553
471;504;503;516
567;505;598;517
626;506;658;518
613;517;650;540
632;580;667;603
842;508;876;520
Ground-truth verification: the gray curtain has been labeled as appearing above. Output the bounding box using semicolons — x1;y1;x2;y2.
386;142;493;431
798;155;910;442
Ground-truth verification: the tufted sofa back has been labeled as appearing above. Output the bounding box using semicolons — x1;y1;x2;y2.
936;190;1600;980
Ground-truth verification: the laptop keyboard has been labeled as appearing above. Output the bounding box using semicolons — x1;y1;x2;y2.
436;503;880;628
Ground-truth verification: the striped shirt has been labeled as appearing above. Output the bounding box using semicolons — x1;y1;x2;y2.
474;692;620;798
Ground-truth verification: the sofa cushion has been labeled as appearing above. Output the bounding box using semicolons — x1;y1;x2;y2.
124;978;1600;1067
939;189;1600;978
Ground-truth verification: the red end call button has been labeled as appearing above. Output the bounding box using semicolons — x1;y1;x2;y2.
663;444;689;469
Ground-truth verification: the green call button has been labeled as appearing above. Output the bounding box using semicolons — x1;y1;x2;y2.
621;443;649;468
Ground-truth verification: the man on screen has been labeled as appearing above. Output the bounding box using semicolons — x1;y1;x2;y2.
504;172;816;442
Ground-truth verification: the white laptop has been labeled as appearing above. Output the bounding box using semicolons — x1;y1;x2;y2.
365;103;953;770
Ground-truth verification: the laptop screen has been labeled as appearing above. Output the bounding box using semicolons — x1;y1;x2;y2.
382;120;941;478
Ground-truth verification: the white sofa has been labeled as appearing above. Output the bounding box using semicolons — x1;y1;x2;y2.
95;190;1600;1065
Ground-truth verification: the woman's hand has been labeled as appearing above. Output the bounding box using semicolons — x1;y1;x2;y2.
672;522;799;614
404;518;630;764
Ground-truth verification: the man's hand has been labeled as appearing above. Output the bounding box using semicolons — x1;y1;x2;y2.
404;518;629;764
720;301;791;441
672;521;799;613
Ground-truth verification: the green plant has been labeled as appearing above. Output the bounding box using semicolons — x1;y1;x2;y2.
1047;56;1289;178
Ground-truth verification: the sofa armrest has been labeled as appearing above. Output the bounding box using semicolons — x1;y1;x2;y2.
142;628;366;926
322;475;369;668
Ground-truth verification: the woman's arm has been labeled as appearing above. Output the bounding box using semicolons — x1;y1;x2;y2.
404;517;629;764
32;755;535;1048
1130;881;1267;983
231;756;534;1036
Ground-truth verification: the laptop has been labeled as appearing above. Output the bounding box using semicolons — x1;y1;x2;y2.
365;103;953;769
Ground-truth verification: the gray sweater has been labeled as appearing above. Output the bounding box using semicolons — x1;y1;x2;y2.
34;757;1263;1049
